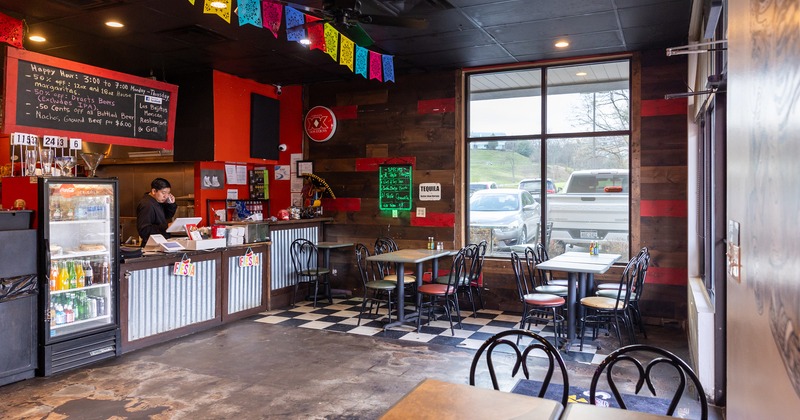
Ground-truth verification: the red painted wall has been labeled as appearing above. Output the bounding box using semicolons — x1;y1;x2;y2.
192;72;303;221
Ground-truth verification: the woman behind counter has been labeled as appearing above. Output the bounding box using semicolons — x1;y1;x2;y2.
136;177;177;246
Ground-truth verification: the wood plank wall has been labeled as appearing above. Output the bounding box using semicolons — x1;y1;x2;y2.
306;51;689;321
306;72;458;292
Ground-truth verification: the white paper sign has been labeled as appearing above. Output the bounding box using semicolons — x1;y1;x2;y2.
274;165;290;180
227;189;239;200
419;183;442;201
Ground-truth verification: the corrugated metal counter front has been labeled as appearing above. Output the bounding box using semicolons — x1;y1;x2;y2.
120;242;269;353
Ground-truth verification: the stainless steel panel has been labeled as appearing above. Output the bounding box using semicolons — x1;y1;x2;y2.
227;251;263;314
127;259;216;342
270;226;319;290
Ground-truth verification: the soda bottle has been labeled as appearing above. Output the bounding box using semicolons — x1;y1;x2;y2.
75;260;85;288
49;261;59;291
101;259;110;284
58;262;70;290
55;304;66;325
65;303;75;323
68;261;77;289
83;260;94;287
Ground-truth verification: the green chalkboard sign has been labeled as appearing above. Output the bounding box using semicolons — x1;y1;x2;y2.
379;165;412;211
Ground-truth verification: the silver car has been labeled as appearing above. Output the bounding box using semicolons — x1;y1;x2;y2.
469;188;541;248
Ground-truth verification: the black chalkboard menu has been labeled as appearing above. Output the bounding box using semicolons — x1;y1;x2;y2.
3;47;178;149
379;164;413;211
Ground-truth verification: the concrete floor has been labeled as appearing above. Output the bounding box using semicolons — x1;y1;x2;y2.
0;317;712;419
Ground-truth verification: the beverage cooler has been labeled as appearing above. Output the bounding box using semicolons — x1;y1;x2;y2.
30;177;121;375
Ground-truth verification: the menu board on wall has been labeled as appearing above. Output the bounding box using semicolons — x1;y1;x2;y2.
2;47;178;149
379;164;412;211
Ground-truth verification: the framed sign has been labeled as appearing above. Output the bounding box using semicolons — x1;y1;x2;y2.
379;164;412;211
297;160;313;176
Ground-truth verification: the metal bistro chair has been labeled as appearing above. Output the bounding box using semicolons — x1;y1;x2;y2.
469;329;570;406
525;245;569;298
434;241;481;317
289;238;331;308
511;251;565;344
354;243;396;326
416;247;467;335
528;242;569;287
374;237;416;302
590;344;708;419
468;240;488;310
579;254;639;350
596;247;651;337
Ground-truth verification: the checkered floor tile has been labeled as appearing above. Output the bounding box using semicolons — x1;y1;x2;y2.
255;298;615;364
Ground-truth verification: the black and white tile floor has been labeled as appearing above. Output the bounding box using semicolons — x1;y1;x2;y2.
255;298;610;364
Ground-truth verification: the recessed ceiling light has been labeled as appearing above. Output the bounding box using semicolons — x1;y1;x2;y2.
576;71;587;76
105;21;124;28
210;1;226;8
554;40;569;48
29;35;46;42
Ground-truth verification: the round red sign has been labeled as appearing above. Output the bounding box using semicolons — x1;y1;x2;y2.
304;106;337;142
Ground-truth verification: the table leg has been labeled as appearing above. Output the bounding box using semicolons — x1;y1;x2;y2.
395;263;406;322
566;272;578;341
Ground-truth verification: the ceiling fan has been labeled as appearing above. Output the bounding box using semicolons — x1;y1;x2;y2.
271;0;430;47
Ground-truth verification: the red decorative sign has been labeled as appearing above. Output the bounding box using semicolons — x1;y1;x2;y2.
304;106;337;142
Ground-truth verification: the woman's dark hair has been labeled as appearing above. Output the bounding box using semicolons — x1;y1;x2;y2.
151;178;171;191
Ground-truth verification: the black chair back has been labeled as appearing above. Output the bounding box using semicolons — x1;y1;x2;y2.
289;238;322;279
590;344;708;419
630;247;650;299
354;243;378;288
510;251;532;301
469;329;570;406
525;243;551;288
443;247;468;293
373;237;398;278
610;255;640;310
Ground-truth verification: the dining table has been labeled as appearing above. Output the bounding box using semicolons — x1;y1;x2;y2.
315;241;354;298
379;378;563;420
559;402;673;419
534;251;621;350
366;248;453;329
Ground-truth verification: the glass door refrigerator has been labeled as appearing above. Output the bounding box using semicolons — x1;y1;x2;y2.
38;177;120;376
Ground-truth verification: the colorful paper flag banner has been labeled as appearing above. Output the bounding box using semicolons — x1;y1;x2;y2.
0;12;23;49
307;16;326;51
261;1;283;38
324;23;339;61
238;0;263;28
382;55;395;83
369;51;382;81
203;0;231;24
340;36;354;71
285;6;306;42
355;45;368;78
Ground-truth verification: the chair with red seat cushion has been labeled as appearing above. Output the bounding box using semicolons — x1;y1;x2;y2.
416;248;467;335
354;243;397;326
511;251;565;343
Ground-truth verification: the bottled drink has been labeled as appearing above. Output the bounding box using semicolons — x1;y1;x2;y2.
49;261;59;291
101;260;110;284
96;296;106;316
75;260;85;288
52;202;62;221
68;261;77;289
65;303;74;323
83;260;94;286
87;296;97;319
58;262;70;290
55;304;66;325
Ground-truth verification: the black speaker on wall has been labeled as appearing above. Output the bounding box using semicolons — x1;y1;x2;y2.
250;93;280;160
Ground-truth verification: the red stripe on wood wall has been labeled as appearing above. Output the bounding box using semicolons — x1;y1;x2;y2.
411;212;455;227
417;98;455;114
332;105;358;120
640;199;687;217
646;267;688;285
355;157;417;171
320;197;361;212
641;98;687;117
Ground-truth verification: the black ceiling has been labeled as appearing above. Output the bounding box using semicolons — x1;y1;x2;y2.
0;0;691;86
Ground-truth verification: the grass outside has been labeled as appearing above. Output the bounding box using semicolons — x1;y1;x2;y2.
469;149;571;190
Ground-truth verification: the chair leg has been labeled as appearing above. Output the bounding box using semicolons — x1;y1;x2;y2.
476;286;485;310
312;279;320;308
357;292;368;326
291;280;300;307
453;294;462;330
386;291;393;325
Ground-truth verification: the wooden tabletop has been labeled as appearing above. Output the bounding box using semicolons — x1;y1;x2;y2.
315;241;354;249
560;403;673;419
366;249;453;264
380;378;563;420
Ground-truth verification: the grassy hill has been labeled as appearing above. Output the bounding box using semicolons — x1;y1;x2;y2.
468;149;572;188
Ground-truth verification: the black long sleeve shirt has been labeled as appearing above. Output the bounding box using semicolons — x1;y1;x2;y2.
136;193;177;245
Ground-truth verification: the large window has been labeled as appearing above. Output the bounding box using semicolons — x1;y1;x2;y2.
467;60;631;259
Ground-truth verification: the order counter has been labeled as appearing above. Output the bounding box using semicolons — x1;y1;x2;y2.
120;242;270;353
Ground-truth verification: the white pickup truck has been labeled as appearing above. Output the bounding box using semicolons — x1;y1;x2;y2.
547;169;629;252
